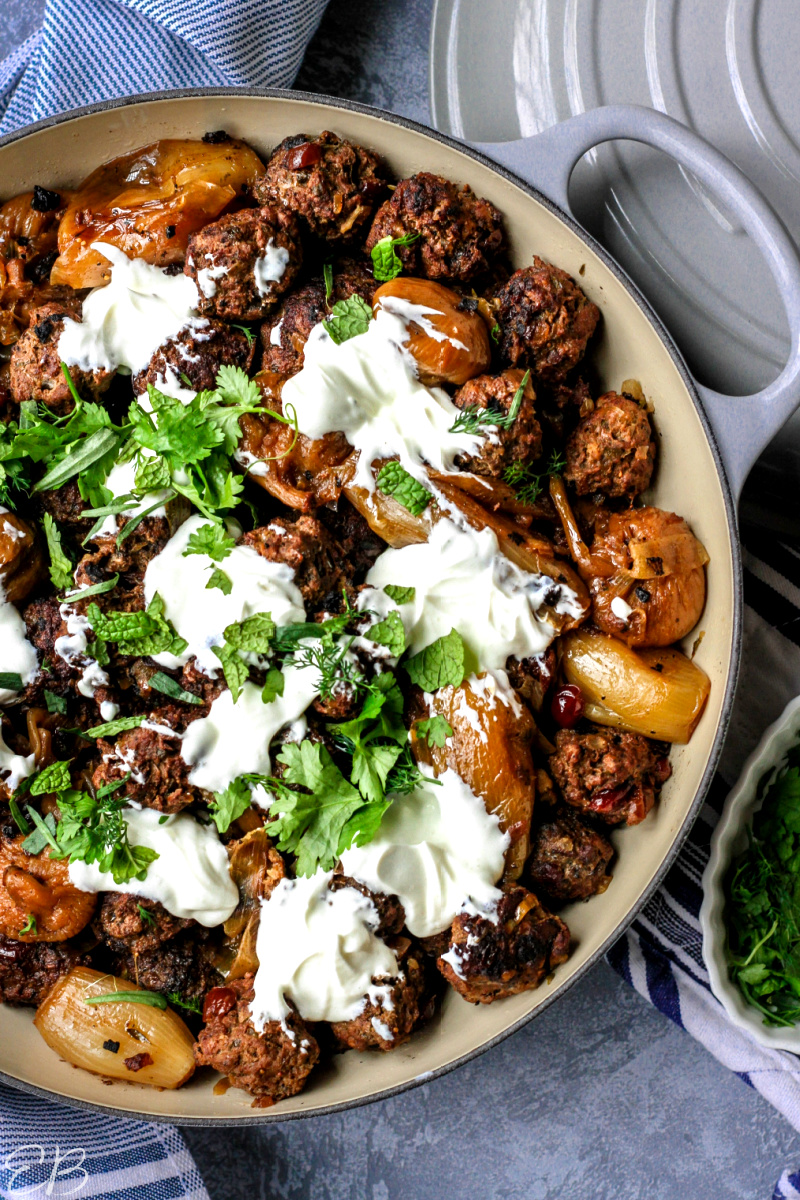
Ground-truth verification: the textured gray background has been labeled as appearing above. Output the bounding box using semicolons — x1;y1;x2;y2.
2;0;800;1196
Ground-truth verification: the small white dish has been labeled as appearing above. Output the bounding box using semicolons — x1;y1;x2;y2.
701;694;800;1052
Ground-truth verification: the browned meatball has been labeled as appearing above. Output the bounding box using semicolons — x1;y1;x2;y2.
330;875;405;939
37;480;92;537
254;132;387;242
132;318;255;397
91;716;201;813
527;809;614;903
260;260;376;375
331;939;428;1052
111;932;221;1003
0;935;88;1007
492;257;600;381
452;369;542;478
564;391;655;499
186;205;302;322
95;893;194;956
22;596;118;717
73;515;173;612
242;515;345;612
505;646;557;713
549;726;671;826
193;973;319;1101
366;172;505;283
318;500;387;583
10;302;114;413
437;887;570;1003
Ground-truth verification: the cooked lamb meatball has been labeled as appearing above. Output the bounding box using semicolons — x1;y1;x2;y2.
437;887;570;1003
365;172;504;283
0;935;87;1007
22;596;118;717
527;809;614;903
253;131;387;242
73;515;173;612
331;938;428;1052
318;501;387;582
132;318;254;397
91;715;201;813
564;391;655;499
452;369;542;478
186;205;302;321
242;516;345;612
330;875;405;939
10;302;114;413
260;260;376;375
112;932;221;1002
492;257;600;381
36;480;91;537
95;894;194;956
193;973;319;1101
549;726;671;826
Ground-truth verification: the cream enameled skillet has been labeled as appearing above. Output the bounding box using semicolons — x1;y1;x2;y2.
1;89;799;1125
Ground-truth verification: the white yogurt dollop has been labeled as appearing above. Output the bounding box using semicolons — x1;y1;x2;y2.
0;593;38;704
58;242;203;375
250;873;398;1029
362;518;583;672
69;808;238;926
340;768;508;939
0;724;35;791
143;513;306;673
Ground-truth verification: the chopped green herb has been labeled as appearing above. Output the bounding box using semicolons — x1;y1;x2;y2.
56;783;158;884
137;904;156;927
166;992;203;1014
22;808;60;855
64;574;119;603
503;448;565;506
209;776;253;834
230;323;255;346
206;567;232;595
384;585;415;605
30;759;72;796
449;369;531;435
368;609;406;657
268;741;365;876
323;261;334;306
404;629;466;692
148;672;202;706
84;990;167;1010
42;512;74;589
223;612;276;653
8;796;30;835
212;642;249;702
183;522;236;563
34;428;120;494
261;667;285;704
84;715;145;739
0;671;24;692
323;295;373;344
115;493;176;546
44;689;68;715
87;592;186;658
414;714;453;748
375;461;431;516
490;322;501;343
370;230;421;282
18;914;37;936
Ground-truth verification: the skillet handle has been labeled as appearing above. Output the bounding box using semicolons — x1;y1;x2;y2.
473;105;800;499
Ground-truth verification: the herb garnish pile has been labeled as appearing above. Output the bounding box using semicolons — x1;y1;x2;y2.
725;745;800;1026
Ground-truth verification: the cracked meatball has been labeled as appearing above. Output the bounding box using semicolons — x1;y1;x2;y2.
22;595;118;717
186;205;302;321
193;972;319;1102
437;887;570;1003
254;132;387;242
95;894;194;956
132;318;254;397
91;713;201;814
452;369;542;478
564;391;655;499
527;809;614;903
242;515;345;612
73;514;174;612
10;301;114;413
36;480;92;538
112;931;222;1002
330;937;428;1052
260;260;376;375
549;726;671;826
366;172;504;283
492;257;600;381
0;935;88;1007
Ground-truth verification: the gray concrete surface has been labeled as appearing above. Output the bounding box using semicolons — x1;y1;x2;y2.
2;1;800;1196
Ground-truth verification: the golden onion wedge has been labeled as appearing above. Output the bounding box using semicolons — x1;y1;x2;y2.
561;628;710;743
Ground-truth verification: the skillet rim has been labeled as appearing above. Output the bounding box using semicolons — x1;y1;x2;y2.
0;85;742;1125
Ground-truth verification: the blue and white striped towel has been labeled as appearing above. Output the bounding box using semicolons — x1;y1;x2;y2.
0;3;328;1197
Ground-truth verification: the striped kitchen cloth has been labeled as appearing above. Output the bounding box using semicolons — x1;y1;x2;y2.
607;529;800;1198
0;0;329;135
0;5;328;1198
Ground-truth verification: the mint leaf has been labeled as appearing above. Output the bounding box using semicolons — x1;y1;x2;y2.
370;230;420;282
223;613;276;654
209;776;253;834
0;672;24;692
135;455;170;492
323;295;373;344
29;759;71;795
384;585;415;605
212;643;249;702
415;714;453;748
206;567;232;595
404;629;465;691
261;667;285;704
375;461;430;516
369;609;405;657
269;741;363;876
42;513;74;589
44;689;68;715
87;593;185;658
183;522;236;563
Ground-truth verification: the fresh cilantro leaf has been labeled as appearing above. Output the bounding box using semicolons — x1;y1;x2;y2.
323;295;373;344
44;689;68;715
135;455;171;492
209;776;253;833
85;715;145;739
384;585;415;605
223;613;276;653
269;741;364;876
18;914;37;936
214;364;261;409
0;672;23;692
22;808;59;855
184;523;236;562
404;629;465;691
206;568;232;595
212;643;249;702
368;609;405;656
415;714;453;748
148;672;202;706
331;674;407;806
55;788;158;884
375;461;431;516
29;760;71;796
261;667;285;704
370;230;420;282
42;513;74;589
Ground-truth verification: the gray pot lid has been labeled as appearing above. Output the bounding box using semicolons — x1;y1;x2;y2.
430;0;798;406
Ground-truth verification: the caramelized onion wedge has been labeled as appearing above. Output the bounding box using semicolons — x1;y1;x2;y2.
627;532;709;579
561;628;710;743
410;676;536;880
373;278;491;385
35;968;195;1089
52;138;264;288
